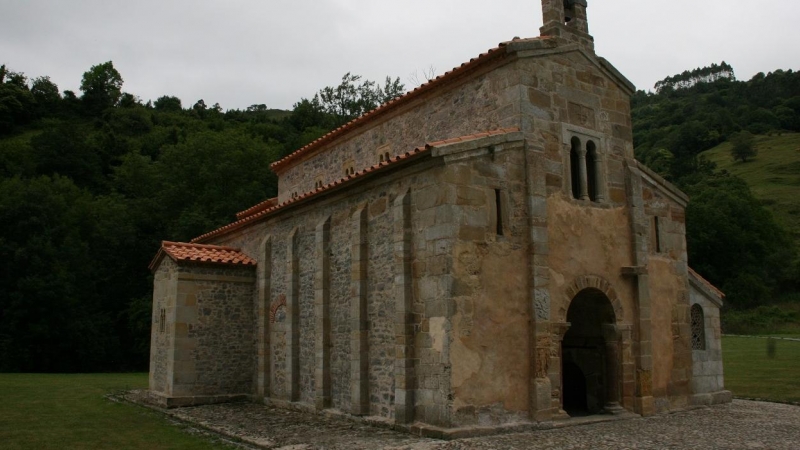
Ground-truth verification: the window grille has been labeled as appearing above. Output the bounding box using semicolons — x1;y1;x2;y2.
691;304;705;350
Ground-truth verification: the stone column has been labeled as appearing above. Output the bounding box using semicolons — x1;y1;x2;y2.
594;155;606;203
577;146;589;201
350;206;369;415
314;217;331;409
602;324;624;413
393;191;415;424
550;322;571;419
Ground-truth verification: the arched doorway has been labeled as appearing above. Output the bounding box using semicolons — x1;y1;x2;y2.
561;288;619;416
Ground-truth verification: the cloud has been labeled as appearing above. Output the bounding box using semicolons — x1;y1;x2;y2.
1;0;798;110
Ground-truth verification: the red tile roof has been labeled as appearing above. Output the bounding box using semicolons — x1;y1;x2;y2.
689;267;725;299
236;197;278;220
191;127;520;244
268;39;531;173
149;241;257;272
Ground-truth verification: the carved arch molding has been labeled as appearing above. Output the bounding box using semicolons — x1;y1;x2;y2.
558;274;625;324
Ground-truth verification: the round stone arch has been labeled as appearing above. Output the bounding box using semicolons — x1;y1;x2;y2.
555;274;633;415
558;275;625;324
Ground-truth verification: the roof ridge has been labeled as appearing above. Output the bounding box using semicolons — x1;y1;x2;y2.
689;267;725;299
150;241;256;272
162;241;240;251
269;41;515;173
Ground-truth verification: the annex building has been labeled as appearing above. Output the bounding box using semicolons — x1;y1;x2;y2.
148;0;731;436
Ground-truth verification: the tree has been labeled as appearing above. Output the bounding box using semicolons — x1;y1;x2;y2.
30;76;60;113
0;66;34;134
314;73;405;128
153;95;182;112
80;61;123;113
0;175;125;371
684;174;795;308
730;131;757;162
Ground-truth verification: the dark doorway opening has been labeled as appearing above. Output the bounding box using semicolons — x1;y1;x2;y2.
561;288;618;416
562;361;588;415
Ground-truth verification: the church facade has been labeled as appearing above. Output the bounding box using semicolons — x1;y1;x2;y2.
148;0;731;435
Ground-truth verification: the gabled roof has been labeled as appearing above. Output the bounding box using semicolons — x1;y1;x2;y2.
191;127;520;244
268;39;532;173
689;267;725;306
149;241;257;272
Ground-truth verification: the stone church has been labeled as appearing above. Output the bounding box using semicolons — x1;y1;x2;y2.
148;0;731;436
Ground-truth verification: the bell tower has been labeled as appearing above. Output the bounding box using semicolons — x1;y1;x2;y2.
540;0;594;50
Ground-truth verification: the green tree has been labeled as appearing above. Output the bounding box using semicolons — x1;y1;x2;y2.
153;95;182;112
80;61;123;113
685;174;795;308
730;130;757;162
314;73;405;127
0;175;125;371
0;66;34;134
30;76;60;115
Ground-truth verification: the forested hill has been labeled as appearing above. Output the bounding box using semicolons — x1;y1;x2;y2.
0;63;402;372
0;61;798;372
631;64;800;320
632;64;800;180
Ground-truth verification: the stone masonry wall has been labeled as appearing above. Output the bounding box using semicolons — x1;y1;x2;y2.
171;265;256;398
366;196;396;418
642;178;693;412
446;139;532;427
149;258;178;395
690;286;725;398
276;59;521;202
215;156;456;425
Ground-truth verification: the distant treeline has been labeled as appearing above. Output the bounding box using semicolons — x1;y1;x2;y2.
653;61;735;93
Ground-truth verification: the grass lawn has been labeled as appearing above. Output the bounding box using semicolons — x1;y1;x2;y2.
703;133;800;244
723;335;800;403
0;373;235;450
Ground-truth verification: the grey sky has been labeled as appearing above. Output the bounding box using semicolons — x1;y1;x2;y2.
2;0;798;111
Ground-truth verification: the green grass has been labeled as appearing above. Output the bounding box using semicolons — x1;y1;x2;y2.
703;133;800;243
0;373;234;450
723;335;800;403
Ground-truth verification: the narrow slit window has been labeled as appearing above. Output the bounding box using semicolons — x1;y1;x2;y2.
570;137;581;200
159;308;166;333
586;140;598;202
495;189;504;236
654;216;662;253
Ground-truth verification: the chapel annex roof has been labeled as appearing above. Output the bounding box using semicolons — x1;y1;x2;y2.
689;267;726;301
192;127;520;244
149;241;257;272
268;38;547;173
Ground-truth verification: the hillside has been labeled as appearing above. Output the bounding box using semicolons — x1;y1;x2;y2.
701;133;800;244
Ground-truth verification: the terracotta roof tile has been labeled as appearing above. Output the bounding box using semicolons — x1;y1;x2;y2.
149;241;257;272
191;127;519;244
269;41;515;173
236;197;278;220
689;267;725;299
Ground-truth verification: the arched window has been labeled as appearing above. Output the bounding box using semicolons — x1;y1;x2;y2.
691;304;706;350
570;136;582;200
586;140;598;202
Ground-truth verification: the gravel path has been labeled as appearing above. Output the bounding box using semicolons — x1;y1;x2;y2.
157;399;800;450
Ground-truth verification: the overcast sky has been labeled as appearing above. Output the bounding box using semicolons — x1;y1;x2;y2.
2;0;799;111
